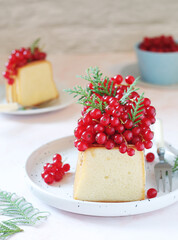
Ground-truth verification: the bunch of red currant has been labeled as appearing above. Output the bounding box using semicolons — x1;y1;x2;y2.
3;43;46;85
73;75;156;156
41;154;70;185
139;35;178;52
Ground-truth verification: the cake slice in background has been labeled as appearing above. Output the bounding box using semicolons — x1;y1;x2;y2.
3;39;59;107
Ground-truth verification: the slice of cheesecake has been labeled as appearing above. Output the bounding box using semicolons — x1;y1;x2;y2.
74;147;145;202
6;60;59;107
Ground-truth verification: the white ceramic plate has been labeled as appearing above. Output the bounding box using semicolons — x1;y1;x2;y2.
0;83;73;115
25;135;178;217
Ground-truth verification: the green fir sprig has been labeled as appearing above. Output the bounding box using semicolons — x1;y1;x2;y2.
0;191;49;239
30;38;41;54
65;67;144;119
0;221;23;240
65;86;107;112
128;93;144;125
173;157;178;172
77;67;116;97
119;77;140;105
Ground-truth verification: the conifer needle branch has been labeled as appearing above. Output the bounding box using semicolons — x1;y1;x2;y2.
119;77;140;104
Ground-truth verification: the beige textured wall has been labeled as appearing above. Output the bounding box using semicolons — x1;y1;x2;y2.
0;0;178;54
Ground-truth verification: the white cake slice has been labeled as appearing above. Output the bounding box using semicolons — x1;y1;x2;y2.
74;147;145;202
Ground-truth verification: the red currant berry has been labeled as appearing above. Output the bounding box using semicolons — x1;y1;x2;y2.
132;127;141;136
120;113;129;121
124;119;133;129
113;75;123;84
105;126;115;135
81;131;95;143
123;130;133;142
146;106;156;117
100;115;110;126
41;171;46;178
7;77;14;85
53;159;62;168
112;109;121;117
83;114;92;125
143;98;151;107
96;132;107;145
39;52;46;60
54;170;64;182
105;105;115;115
74;126;85;139
109;99;119;107
77;141;89;151
8;53;16;63
105;139;115;150
88;83;94;89
43;163;50;171
141;118;151;127
94;124;105;133
135;142;144;151
144;140;153;149
90;109;102;119
119;143;127;154
146;152;155;162
125;75;135;85
113;134;123;144
115;124;125;133
78;118;84;126
46;164;57;173
74;139;80;147
130;91;139;99
86;125;95;133
63;163;70;172
44;173;54;184
127;148;135;156
147;188;157;198
132;136;142;145
143;130;154;141
110;116;120;127
115;93;123;100
149;116;156;124
2;71;10;79
23;49;32;59
53;153;62;162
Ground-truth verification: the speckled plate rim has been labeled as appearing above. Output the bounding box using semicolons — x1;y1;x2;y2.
25;135;178;217
0;83;74;115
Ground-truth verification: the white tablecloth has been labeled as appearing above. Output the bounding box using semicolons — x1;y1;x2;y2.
1;53;178;240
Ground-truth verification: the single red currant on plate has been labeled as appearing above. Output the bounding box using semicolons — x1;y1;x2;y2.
147;188;157;199
146;152;155;162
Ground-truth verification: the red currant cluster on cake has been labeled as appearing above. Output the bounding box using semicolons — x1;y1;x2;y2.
139;35;178;52
66;67;156;156
2;38;46;85
41;153;70;185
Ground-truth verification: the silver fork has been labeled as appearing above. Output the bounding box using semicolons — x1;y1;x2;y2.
154;119;172;192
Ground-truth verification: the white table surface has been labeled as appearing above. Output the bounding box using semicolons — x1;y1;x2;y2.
1;53;178;240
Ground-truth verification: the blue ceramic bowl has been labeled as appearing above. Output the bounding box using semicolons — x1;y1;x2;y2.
135;43;178;85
